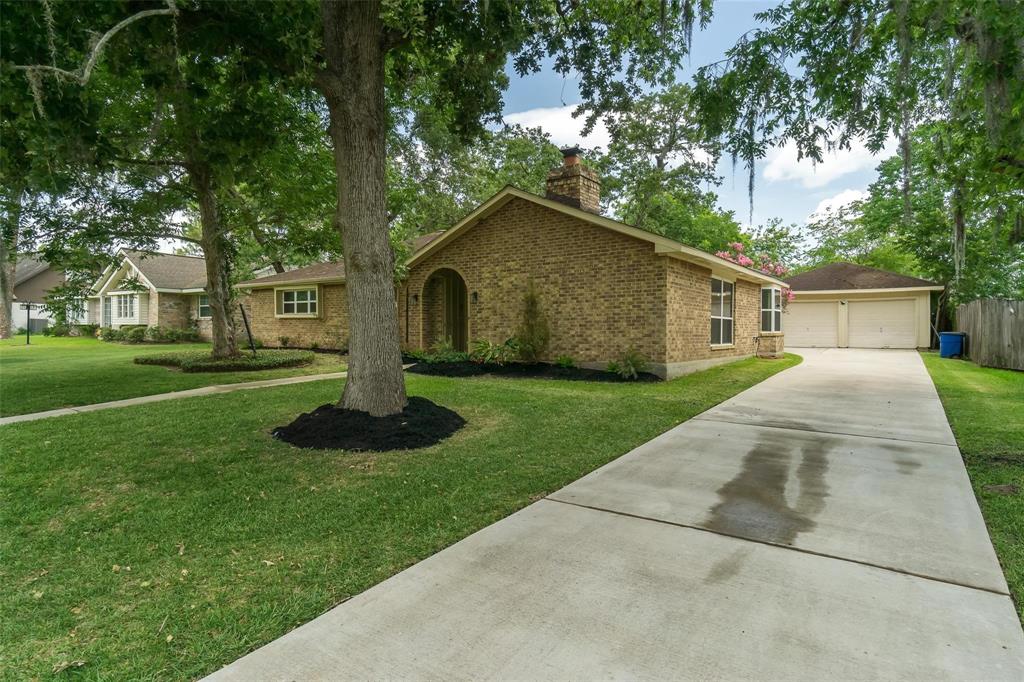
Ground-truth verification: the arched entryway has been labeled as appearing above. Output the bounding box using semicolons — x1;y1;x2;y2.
422;268;468;352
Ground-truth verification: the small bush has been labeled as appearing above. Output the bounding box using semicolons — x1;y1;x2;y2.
310;341;319;350
279;336;290;348
123;326;147;343
555;355;576;369
44;323;71;337
606;348;649;381
470;338;519;365
75;324;100;337
99;327;121;342
134;349;315;373
427;338;470;363
517;279;549;362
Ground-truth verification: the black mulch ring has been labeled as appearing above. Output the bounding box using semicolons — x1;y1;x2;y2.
405;360;661;382
273;396;466;451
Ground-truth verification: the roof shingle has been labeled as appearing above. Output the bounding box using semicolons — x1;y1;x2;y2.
123;251;208;290
786;262;940;291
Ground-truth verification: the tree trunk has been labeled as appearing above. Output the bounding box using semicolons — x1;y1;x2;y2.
317;0;407;416
0;186;23;339
190;161;238;359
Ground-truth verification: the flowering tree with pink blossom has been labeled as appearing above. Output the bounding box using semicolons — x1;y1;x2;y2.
714;242;796;303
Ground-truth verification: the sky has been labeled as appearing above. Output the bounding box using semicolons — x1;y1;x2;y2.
500;1;894;230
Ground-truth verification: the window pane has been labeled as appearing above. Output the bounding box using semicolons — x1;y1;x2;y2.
284;302;295;314
723;319;733;344
775;310;782;332
722;285;732;318
711;292;721;317
711;278;722;295
711;318;721;344
761;310;772;332
761;288;771;309
283;291;295;302
773;288;782;310
308;290;317;303
309;301;317;314
295;290;308;302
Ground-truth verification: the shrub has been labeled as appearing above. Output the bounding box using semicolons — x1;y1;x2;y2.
44;323;72;337
279;336;290;348
470;338;519;365
516;278;549;362
310;341;319;350
427;338;470;363
134;349;315;373
124;326;147;343
555;355;576;369
75;324;100;337
99;327;121;342
606;348;649;381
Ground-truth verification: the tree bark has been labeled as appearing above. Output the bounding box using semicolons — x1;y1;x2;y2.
0;185;24;339
316;0;407;416
189;161;239;359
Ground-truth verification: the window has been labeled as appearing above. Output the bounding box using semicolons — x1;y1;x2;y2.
197;294;211;319
710;277;734;345
117;294;135;318
276;287;318;316
761;287;783;333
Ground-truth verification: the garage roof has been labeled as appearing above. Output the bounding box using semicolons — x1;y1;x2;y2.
787;262;941;291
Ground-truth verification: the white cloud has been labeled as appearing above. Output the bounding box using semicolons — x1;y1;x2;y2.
806;188;868;223
504;104;611;151
763;137;895;189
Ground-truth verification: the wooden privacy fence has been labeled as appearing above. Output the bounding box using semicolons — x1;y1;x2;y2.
955;299;1024;371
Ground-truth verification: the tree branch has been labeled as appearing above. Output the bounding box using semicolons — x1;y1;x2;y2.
112;156;188;169
12;1;178;85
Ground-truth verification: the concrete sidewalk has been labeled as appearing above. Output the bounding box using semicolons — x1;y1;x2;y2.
0;372;346;426
208;349;1024;680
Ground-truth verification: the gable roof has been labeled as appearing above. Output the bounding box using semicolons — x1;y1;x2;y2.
122;251;208;290
13;256;52;286
411;187;787;286
91;250;208;295
236;231;445;289
786;262;942;292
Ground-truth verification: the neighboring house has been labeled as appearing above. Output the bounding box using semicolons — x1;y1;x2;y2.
237;149;788;378
785;262;943;349
88;250;210;335
9;256;84;330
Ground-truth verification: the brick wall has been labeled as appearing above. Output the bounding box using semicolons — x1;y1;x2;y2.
242;284;348;349
400;197;667;364
151;292;190;329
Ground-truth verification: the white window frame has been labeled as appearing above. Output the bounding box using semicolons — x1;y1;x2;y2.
710;276;734;346
275;286;319;318
761;286;783;333
197;294;211;319
116;293;135;318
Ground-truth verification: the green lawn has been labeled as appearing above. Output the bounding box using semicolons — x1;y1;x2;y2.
0;336;345;417
0;354;799;679
921;352;1023;621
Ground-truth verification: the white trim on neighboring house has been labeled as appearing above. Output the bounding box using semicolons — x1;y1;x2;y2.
238;276;343;290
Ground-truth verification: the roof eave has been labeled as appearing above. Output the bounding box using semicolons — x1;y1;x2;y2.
791;285;944;295
236;277;345;290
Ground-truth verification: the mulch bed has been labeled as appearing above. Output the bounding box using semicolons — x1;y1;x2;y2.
272;396;466;451
405;360;661;382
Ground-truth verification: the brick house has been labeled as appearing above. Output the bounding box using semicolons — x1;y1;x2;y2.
237;149;787;378
88;250;211;334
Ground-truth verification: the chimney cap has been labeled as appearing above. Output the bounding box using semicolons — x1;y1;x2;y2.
561;146;583;158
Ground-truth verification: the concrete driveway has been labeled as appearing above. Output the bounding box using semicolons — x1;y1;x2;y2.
209;349;1024;680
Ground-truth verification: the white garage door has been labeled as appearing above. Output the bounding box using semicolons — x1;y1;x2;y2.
848;299;917;348
785;301;838;347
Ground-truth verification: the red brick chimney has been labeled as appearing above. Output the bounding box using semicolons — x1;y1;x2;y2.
546;146;601;214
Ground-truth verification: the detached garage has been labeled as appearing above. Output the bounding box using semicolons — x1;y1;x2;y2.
785;263;943;349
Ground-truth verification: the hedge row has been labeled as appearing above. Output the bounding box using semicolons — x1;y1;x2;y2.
133;349;315;373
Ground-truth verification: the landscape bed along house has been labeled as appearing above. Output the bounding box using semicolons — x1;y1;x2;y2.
237;148;787;378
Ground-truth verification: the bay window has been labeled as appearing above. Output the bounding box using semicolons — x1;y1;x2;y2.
761;286;783;333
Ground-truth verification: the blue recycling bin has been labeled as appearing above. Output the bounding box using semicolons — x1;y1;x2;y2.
939;331;966;358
